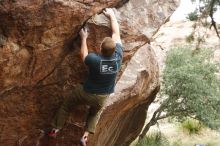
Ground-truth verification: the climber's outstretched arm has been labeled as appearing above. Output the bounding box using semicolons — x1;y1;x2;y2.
103;8;121;44
79;27;89;61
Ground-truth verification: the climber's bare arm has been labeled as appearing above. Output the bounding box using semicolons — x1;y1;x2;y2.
103;8;121;44
79;28;89;61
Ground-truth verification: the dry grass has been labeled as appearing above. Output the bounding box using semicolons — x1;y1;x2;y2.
149;122;220;146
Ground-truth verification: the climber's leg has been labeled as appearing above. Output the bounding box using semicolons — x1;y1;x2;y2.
51;84;84;129
80;94;107;145
85;94;106;134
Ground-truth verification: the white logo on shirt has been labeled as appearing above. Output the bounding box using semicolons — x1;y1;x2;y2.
100;59;118;74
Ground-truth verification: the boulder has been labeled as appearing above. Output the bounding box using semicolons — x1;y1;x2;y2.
0;0;179;145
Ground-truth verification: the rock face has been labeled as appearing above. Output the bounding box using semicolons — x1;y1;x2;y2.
0;0;178;145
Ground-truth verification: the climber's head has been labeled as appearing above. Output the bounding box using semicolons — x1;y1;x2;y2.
100;37;116;57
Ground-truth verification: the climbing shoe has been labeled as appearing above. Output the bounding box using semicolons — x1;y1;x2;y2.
80;136;88;146
47;128;59;138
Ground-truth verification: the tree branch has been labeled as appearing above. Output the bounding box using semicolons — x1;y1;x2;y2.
209;0;220;39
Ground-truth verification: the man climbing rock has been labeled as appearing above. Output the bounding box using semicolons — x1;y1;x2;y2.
47;8;123;145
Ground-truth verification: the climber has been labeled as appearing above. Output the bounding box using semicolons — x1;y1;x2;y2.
47;8;123;145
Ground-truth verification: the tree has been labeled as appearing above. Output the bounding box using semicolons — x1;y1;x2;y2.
187;11;199;21
139;46;220;140
188;0;220;38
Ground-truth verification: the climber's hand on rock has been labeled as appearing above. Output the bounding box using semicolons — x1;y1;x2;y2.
103;8;115;18
79;27;88;39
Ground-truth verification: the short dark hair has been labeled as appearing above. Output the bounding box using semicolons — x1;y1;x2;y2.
101;37;116;57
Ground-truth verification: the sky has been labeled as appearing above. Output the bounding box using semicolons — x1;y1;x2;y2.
170;0;220;23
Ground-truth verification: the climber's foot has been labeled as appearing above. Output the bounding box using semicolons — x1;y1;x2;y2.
47;128;60;138
80;135;88;146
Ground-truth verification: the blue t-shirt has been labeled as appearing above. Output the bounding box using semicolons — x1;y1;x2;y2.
83;43;123;94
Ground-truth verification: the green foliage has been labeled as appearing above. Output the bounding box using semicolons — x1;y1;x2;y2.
191;0;219;14
187;11;199;21
171;139;182;146
162;46;220;129
186;33;195;43
136;131;169;146
181;118;203;134
190;0;220;38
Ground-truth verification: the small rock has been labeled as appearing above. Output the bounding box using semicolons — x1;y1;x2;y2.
0;34;6;47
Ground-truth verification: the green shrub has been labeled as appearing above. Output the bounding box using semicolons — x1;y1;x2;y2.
171;139;182;146
162;46;220;129
136;131;169;146
186;33;195;43
181;118;203;134
186;11;199;21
